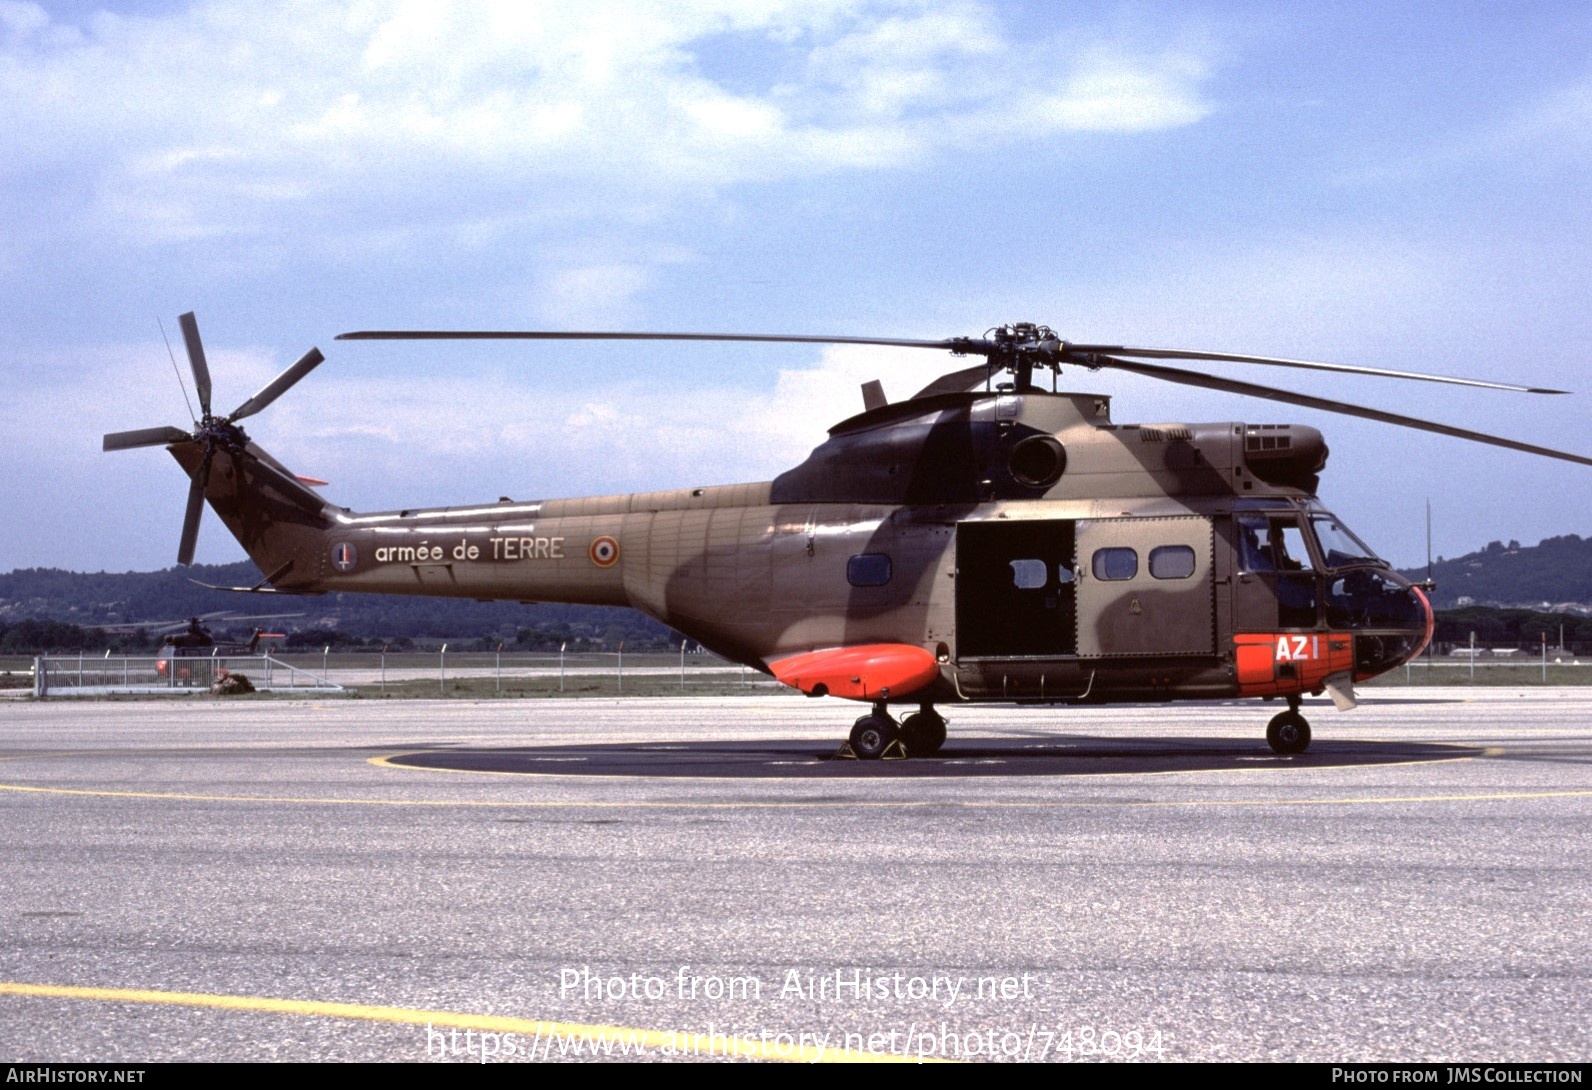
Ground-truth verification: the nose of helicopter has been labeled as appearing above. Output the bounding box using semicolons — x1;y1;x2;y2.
1327;569;1434;680
1409;583;1436;657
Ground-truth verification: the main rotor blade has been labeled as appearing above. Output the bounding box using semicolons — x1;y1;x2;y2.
1071;345;1566;394
337;329;980;352
1095;355;1592;467
228;347;326;421
102;425;189;452
335;326;1569;396
177;444;214;566
178;312;213;417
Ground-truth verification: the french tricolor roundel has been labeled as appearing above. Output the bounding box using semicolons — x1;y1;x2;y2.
331;542;357;572
589;535;620;568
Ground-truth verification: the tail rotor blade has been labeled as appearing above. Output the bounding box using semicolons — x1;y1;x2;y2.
228;348;325;422
177;445;213;566
178;312;213;417
103;426;190;452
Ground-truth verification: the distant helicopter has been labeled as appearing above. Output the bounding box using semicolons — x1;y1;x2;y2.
104;315;1591;757
88;610;296;656
160;617;286;656
85;610;292;681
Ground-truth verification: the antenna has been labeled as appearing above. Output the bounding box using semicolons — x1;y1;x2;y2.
1426;498;1433;585
159;315;197;425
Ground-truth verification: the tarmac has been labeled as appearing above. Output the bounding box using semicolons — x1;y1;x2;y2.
1;688;1588;1063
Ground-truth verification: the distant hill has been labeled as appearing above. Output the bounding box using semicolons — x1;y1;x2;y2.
0;562;671;649
1396;534;1592;612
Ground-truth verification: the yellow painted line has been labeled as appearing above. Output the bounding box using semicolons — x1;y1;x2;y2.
369;751;600;779
0;981;936;1063
0;779;1587;810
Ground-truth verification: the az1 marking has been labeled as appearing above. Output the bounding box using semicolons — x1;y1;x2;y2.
1276;635;1321;662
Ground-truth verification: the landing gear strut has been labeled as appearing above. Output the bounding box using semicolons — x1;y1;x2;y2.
1266;694;1311;755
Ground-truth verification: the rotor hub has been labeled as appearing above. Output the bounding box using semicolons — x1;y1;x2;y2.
988;323;1067;390
195;416;247;450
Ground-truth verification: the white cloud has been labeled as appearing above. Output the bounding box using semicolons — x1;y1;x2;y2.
536;263;655;326
0;0;1220;244
1041;47;1212;132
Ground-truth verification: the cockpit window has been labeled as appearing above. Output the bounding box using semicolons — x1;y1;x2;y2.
1310;515;1381;569
1277;526;1313;571
1237;516;1273;572
1237;515;1313;573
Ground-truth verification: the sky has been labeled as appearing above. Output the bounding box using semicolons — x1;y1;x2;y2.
2;0;1590;574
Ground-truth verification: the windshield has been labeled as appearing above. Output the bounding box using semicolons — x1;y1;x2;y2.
1309;513;1382;569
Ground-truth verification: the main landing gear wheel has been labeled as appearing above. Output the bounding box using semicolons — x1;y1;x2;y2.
1266;710;1311;755
849;714;901;760
899;710;947;756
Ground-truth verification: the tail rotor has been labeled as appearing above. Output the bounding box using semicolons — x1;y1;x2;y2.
102;312;326;565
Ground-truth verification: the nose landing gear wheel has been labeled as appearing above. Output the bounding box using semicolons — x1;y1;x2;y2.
849;714;901;760
1266;710;1311;754
899;710;947;756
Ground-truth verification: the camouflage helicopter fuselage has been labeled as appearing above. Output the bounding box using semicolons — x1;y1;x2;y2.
174;381;1433;731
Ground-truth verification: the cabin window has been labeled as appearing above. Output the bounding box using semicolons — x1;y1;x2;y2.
1149;545;1196;580
847;553;892;587
1091;547;1138;581
1009;558;1047;589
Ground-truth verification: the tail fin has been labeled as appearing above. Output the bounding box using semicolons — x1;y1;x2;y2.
168;438;335;593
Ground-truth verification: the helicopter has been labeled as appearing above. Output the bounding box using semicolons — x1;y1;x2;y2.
159;617;287;656
85;610;298;655
86;610;294;682
103;314;1592;758
150;618;290;684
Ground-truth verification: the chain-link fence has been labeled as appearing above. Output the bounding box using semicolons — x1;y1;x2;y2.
19;648;782;698
30;653;342;696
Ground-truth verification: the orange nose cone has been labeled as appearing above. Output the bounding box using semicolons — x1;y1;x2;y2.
1411;585;1435;659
